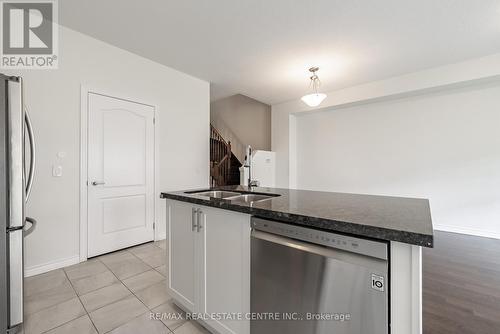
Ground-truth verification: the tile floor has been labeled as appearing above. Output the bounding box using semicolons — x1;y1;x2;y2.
23;240;210;334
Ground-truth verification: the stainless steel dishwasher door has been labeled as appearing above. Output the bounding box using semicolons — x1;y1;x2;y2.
251;221;389;334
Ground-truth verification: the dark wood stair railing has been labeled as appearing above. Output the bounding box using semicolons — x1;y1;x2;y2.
210;124;232;186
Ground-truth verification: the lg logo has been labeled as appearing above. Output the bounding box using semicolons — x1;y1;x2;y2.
371;274;385;292
2;2;53;54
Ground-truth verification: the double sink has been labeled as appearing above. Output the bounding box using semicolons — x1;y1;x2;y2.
186;190;280;204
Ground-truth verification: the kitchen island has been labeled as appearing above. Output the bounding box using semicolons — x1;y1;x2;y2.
161;186;433;334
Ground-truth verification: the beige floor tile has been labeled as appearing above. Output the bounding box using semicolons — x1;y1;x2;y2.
98;250;135;266
80;282;131;312
89;295;148;333
139;251;166;268
64;259;108;280
154;240;167;250
173;321;211;334
135;280;169;309
130;243;167;267
108;259;152;280
122;270;165;293
152;299;187;331
24;269;68;297
155;265;167;277
71;270;119;296
44;315;97;334
109;312;171;334
128;243;158;256
100;252;151;280
25;278;76;315
24;297;86;334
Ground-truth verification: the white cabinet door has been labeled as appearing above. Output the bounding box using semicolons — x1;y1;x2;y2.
167;200;197;312
87;93;155;257
167;200;251;334
199;206;251;334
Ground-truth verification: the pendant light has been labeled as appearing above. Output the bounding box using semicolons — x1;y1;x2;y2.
301;67;327;107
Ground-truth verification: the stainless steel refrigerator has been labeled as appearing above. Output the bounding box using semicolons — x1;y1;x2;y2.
1;74;36;334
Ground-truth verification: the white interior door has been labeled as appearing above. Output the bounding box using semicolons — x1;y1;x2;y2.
87;92;155;257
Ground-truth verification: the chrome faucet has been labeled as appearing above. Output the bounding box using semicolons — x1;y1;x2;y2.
245;145;260;188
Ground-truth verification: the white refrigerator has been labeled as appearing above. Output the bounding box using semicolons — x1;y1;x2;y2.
240;150;276;187
1;74;36;334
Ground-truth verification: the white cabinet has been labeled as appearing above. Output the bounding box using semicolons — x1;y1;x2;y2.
202;206;251;334
167;200;197;312
166;199;251;334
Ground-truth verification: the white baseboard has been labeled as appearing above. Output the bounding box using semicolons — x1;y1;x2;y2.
434;224;500;240
25;255;80;278
155;234;166;241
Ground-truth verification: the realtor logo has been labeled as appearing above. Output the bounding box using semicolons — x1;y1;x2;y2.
1;0;58;69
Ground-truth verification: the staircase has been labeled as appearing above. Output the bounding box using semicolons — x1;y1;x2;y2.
210;124;242;186
210;116;246;163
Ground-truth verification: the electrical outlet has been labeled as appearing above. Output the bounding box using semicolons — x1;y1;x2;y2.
52;165;63;177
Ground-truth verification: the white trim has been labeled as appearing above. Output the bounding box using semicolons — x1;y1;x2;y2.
153;104;161;241
25;255;80;277
434;224;500;240
288;114;297;189
390;242;422;334
79;85;159;262
79;86;89;262
411;245;422;334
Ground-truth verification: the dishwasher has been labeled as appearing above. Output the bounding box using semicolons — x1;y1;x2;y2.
251;217;389;334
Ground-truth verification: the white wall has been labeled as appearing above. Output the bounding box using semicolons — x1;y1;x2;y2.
272;54;500;239
272;53;500;189
211;94;271;156
4;26;209;274
295;82;500;238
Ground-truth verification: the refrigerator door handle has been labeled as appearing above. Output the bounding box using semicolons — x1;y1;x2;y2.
25;106;35;202
24;216;37;237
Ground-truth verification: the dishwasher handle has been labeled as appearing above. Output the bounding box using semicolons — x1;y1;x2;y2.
251;230;387;269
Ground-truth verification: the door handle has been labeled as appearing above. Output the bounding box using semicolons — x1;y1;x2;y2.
192;208;198;231
24;216;37;237
25;107;36;202
197;209;203;233
91;181;105;186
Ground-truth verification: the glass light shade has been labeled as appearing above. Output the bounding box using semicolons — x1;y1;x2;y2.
301;93;327;107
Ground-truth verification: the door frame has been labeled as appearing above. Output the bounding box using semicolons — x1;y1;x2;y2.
79;85;160;262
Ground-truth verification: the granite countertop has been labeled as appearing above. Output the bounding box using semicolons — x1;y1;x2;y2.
160;185;434;247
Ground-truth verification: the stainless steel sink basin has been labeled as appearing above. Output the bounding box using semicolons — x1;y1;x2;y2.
226;194;277;204
190;190;241;199
185;189;280;204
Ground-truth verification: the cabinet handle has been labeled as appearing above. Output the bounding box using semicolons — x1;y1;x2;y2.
197;210;203;233
192;208;198;231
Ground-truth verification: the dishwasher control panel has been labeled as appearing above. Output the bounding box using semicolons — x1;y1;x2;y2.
251;217;388;260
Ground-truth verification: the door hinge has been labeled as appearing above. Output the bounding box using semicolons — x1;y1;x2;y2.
153;117;155;124
153;222;156;230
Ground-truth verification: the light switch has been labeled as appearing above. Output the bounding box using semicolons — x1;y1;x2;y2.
52;165;63;177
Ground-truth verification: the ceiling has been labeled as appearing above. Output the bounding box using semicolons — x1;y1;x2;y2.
59;0;500;104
